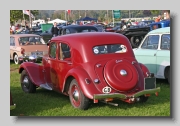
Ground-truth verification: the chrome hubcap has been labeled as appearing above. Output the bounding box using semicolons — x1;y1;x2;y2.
72;89;79;101
120;70;127;76
23;76;29;87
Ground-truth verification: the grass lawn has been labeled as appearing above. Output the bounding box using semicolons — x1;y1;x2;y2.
10;61;170;116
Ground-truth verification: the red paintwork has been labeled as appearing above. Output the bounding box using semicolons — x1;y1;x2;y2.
19;32;152;102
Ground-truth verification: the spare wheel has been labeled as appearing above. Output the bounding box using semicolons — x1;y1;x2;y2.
104;59;138;91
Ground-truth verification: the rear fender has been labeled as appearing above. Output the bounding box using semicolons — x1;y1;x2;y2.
139;63;150;77
63;67;100;99
19;62;45;86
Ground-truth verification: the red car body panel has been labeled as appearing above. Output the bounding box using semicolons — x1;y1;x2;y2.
19;32;160;105
19;62;45;86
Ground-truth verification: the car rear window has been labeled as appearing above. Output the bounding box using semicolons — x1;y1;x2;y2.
18;36;45;45
93;44;127;54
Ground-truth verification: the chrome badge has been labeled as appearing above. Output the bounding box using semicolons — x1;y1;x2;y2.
120;70;127;76
102;86;111;94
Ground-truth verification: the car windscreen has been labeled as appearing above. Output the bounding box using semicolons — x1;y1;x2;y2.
18;36;45;45
93;44;127;55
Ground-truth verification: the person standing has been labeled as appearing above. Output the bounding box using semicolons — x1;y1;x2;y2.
11;24;16;34
155;15;162;22
51;22;59;37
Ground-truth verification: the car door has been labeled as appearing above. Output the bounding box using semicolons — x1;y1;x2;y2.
134;35;160;74
56;42;73;91
44;42;59;90
155;34;170;78
10;37;16;60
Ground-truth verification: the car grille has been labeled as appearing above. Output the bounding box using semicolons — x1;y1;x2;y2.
31;51;43;56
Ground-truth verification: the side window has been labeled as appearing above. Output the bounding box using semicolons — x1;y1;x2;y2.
161;34;170;50
10;37;15;46
59;43;71;60
141;36;149;48
49;42;57;58
141;35;159;49
65;29;70;34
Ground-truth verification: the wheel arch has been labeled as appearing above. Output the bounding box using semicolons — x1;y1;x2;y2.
62;67;100;99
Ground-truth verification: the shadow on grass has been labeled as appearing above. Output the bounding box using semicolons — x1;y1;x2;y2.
10;87;70;116
10;78;170;116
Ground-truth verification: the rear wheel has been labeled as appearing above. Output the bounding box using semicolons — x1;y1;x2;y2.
130;36;143;48
14;54;21;64
20;70;36;93
69;79;90;110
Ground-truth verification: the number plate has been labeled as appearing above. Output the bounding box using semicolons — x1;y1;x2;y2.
144;77;156;89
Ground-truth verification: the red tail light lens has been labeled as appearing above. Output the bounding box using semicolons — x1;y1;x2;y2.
21;48;25;54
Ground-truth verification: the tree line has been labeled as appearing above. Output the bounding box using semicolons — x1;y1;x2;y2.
10;10;170;24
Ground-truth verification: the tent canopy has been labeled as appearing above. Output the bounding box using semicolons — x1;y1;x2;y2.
48;18;67;24
76;16;97;21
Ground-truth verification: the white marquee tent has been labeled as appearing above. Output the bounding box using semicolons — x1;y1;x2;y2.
48;18;67;24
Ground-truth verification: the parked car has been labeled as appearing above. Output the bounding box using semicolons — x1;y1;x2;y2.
10;34;48;64
17;29;42;35
40;28;53;43
119;20;170;48
10;92;16;110
40;25;99;43
133;27;170;84
59;25;98;35
19;32;160;110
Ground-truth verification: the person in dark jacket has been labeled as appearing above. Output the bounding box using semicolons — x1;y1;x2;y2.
51;22;59;37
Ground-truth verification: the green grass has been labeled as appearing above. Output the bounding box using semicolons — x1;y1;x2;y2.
10;61;170;116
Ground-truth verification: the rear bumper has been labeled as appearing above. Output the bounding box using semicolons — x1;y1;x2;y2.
10;104;16;110
94;87;160;100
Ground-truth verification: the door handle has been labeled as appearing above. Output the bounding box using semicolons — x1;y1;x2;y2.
67;62;72;65
45;57;50;61
154;53;156;56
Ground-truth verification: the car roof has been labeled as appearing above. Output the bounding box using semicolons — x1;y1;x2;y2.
10;34;40;37
51;32;129;45
62;25;97;29
148;27;170;34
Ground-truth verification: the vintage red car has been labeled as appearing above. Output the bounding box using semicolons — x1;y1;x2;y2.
19;32;160;110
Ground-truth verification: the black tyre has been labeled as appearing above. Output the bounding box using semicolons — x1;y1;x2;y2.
130;36;144;48
14;54;21;64
69;79;90;110
20;70;36;93
167;68;170;84
139;95;149;102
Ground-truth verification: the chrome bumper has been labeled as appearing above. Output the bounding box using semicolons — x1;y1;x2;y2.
94;87;160;100
10;104;16;110
19;55;43;62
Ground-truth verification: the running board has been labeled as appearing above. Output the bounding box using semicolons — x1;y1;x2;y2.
40;83;52;90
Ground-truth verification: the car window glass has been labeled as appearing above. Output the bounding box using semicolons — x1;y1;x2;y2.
19;37;45;45
161;34;170;50
59;43;71;60
93;44;127;54
10;37;15;46
49;42;57;58
141;35;159;49
65;29;70;34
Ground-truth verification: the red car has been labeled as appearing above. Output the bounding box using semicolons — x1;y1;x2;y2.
19;32;160;110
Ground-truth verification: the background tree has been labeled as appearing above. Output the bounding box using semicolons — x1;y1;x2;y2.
10;10;39;24
143;10;152;17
